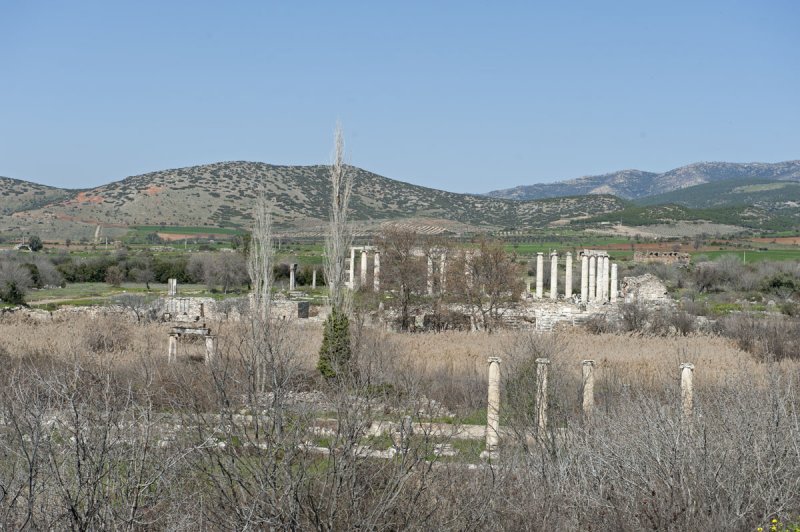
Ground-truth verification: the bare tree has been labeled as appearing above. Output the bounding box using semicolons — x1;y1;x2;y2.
448;238;523;332
377;228;427;331
247;193;276;393
323;123;353;314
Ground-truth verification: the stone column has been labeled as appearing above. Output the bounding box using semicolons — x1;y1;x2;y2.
582;360;595;416
427;256;434;295
549;252;558;300
596;255;604;301
289;263;297;291
680;363;695;422
205;335;217;364
588;255;596;302
168;278;177;296
312;269;317;289
484;357;502;459
602;256;610;302
610;263;618;303
581;254;589;303
536;358;550;434
535;252;544;299
565;252;573;299
373;251;380;292
168;334;178;363
439;253;447;293
348;247;355;289
360;250;368;288
526;279;532;294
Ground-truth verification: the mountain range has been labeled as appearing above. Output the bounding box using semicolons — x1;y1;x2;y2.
485;161;800;200
1;160;799;240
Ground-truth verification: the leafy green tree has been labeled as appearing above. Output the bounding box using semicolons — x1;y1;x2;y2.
0;281;26;305
317;307;352;380
28;235;43;252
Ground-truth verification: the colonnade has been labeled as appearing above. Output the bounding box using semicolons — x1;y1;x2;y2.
531;249;619;303
347;246;380;291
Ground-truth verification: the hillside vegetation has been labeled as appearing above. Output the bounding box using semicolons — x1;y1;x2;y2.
3;162;626;238
487;160;800;200
0;177;74;216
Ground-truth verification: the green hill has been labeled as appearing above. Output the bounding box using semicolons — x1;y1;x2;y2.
1;162;628;239
637;177;800;208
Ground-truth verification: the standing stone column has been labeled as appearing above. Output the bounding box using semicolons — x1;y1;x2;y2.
168;334;178;363
565;252;573;299
484;357;502;458
439;253;447;293
360;250;368;288
348;247;355;289
168;278;177;296
427;256;434;295
526;278;532;294
680;363;695;422
549;252;558;300
536;358;550;434
535;252;544;299
610;263;618;303
289;263;297;291
312;269;317;289
596;255;604;301
373;251;380;292
588;255;596;302
602;256;610;302
582;360;595;416
581;254;589;303
205;335;217;364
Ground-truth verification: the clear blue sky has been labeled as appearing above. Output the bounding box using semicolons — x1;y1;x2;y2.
1;1;798;193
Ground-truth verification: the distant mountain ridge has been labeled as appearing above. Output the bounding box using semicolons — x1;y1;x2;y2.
1;162;626;239
486;161;800;200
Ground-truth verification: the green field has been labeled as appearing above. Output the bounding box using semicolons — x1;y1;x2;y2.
131;225;246;235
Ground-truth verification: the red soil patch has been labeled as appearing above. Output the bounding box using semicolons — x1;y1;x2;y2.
143;185;164;196
73;192;104;204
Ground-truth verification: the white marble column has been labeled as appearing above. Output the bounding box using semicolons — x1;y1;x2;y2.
373;251;380;292
680;363;695;423
549;251;558;300
348;247;355;289
484;357;501;458
312;269;317;289
427;255;434;295
289;263;296;291
565;252;573;299
205;335;217;364
536;358;550;434
602;256;610;302
582;359;595;416
439;253;447;293
360;249;368;288
168;334;177;363
610;263;618;303
535;252;544;299
580;254;589;303
588;255;596;302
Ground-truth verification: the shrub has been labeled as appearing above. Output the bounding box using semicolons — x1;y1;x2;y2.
317;307;352;379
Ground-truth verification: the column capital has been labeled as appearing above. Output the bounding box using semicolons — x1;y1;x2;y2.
582;359;595;366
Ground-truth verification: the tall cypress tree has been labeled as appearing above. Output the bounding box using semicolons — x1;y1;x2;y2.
317;307;351;380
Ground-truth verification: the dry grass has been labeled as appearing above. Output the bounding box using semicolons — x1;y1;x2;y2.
3;314;794;413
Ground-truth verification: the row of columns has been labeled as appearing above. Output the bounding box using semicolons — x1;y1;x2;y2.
348;247;380;291
531;250;618;303
288;264;319;290
483;357;696;459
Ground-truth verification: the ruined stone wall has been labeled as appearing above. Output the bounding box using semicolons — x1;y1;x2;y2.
621;273;672;305
633;250;690;265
